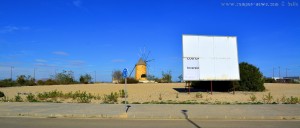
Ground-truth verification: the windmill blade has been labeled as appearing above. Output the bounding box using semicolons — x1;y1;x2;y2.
145;59;155;63
138;48;143;58
129;65;136;78
145;51;151;61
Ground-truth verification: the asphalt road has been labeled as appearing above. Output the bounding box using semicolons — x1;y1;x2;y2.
1;117;300;128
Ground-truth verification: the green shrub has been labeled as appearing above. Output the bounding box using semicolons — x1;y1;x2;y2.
26;93;38;102
119;89;127;98
103;92;119;104
238;62;265;91
285;96;299;104
77;96;91;103
15;94;23;102
75;91;93;103
37;90;64;100
1;96;11;102
0;91;5;97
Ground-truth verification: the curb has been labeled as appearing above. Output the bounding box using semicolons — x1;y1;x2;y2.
1;113;300;120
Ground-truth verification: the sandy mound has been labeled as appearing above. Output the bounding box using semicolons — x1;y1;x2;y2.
1;83;299;103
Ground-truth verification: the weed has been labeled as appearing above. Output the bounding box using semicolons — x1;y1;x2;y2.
94;94;101;100
276;98;280;104
286;96;299;104
15;94;23;102
249;94;256;102
103;92;119;104
195;93;203;98
119;89;127;98
37;90;64;100
159;93;162;100
75;91;92;103
26;93;38;102
262;92;273;104
1;96;11;102
280;95;286;103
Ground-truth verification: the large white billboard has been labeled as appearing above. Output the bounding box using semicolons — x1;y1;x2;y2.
182;35;240;81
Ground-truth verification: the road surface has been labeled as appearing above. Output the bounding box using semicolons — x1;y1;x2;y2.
1;117;300;128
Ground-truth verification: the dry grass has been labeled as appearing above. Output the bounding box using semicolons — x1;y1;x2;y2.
1;83;299;103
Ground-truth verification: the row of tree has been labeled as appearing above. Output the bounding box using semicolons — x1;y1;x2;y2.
112;70;173;83
0;70;93;87
1;62;269;92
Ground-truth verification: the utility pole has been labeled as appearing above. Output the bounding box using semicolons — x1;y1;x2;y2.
94;71;96;83
34;68;36;81
10;66;14;86
286;68;288;77
10;66;14;80
272;67;275;78
278;66;281;78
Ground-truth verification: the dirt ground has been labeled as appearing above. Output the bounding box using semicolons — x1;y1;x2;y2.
1;83;299;103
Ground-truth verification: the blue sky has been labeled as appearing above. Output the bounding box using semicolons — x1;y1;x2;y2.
0;0;299;82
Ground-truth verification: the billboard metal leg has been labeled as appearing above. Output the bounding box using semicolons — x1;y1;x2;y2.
233;87;235;95
188;82;191;95
185;82;187;92
210;81;213;95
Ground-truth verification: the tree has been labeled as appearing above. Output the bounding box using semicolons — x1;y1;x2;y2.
0;79;17;87
264;77;276;83
26;76;36;86
17;75;26;86
161;71;172;83
147;74;156;81
238;62;265;91
178;74;183;82
79;74;92;84
44;79;58;85
54;70;75;85
17;75;36;86
112;70;122;83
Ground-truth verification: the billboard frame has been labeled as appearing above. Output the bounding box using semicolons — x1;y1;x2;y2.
182;34;240;81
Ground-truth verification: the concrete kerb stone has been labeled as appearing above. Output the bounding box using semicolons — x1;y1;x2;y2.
0;113;300;120
1;103;300;120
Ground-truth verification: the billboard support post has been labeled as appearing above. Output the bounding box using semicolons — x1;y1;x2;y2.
210;81;213;95
188;81;191;94
185;81;191;94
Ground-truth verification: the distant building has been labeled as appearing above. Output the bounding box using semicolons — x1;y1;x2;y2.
271;76;300;83
283;76;300;83
135;58;147;81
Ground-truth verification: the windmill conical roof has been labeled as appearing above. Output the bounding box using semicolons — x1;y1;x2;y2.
136;58;146;65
